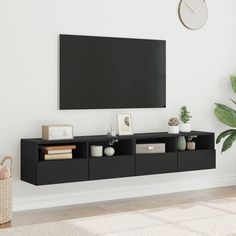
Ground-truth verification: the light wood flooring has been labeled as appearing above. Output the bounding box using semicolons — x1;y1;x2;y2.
1;185;236;229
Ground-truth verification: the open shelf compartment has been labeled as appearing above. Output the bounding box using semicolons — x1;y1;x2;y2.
136;137;177;153
88;139;134;157
38;142;87;161
178;133;215;151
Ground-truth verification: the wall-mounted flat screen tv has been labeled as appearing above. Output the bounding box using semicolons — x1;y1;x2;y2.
60;34;166;109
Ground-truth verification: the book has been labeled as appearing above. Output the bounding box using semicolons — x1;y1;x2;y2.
43;149;72;155
40;145;76;151
44;153;73;160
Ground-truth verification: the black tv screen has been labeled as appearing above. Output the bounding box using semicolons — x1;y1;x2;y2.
60;35;166;109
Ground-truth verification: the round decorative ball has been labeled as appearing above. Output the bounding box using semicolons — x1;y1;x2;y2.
177;136;187;151
104;146;115;157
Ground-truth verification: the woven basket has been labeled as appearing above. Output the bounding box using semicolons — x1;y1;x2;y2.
0;156;13;224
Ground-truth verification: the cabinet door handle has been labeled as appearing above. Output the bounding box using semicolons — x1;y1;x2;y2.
147;146;154;150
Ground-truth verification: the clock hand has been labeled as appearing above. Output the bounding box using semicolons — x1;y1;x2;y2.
185;3;195;13
194;6;201;14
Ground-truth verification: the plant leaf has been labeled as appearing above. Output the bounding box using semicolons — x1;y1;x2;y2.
215;103;236;128
231;75;236;93
221;131;236;152
216;129;236;144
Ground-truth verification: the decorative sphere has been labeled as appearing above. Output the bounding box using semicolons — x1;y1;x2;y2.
104;147;115;157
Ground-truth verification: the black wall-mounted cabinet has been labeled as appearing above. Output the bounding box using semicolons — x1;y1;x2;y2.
21;131;216;185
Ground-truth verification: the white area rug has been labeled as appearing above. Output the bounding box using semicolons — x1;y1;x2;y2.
2;197;236;236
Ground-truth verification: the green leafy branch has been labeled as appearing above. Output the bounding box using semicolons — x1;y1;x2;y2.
179;106;192;123
215;76;236;152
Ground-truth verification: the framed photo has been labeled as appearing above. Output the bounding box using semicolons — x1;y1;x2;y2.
117;114;133;136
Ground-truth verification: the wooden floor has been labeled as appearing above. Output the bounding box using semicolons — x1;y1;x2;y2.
1;185;236;229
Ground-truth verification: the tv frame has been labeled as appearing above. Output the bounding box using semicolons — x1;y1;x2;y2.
60;34;166;110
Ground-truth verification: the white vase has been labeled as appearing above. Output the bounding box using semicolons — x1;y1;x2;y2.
168;126;179;134
180;123;191;132
90;145;103;157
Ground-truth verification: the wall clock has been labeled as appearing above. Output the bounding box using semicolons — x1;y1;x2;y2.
178;0;208;30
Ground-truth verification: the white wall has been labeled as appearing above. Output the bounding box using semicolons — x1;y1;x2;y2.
1;0;236;211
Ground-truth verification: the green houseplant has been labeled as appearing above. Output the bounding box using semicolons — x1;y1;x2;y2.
215;76;236;152
179;106;192;132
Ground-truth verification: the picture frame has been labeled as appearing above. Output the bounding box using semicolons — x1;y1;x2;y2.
117;114;133;136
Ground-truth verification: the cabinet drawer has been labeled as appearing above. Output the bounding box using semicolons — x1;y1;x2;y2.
37;159;88;185
136;153;177;176
89;156;135;180
178;150;216;172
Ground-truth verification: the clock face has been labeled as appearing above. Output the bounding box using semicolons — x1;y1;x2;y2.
179;0;208;30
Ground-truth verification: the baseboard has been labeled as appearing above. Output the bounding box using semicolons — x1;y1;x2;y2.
13;174;236;212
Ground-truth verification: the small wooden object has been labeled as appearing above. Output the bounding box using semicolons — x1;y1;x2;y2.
187;141;196;151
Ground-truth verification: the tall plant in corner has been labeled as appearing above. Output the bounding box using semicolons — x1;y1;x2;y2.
215;76;236;152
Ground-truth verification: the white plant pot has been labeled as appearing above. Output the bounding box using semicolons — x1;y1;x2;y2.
168;126;179;134
180;123;191;132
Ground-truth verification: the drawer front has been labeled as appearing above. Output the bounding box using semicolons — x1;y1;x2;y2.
37;159;88;185
178;150;216;172
136;153;177;176
89;156;135;180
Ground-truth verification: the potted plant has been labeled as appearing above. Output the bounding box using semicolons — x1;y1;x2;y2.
168;117;179;134
179;106;192;132
215;76;236;153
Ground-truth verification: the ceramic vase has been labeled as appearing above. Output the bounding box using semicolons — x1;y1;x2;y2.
177;136;186;151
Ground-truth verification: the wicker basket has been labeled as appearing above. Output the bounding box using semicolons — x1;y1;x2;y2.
0;156;13;224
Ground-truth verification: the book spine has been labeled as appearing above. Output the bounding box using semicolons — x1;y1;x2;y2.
44;149;73;154
44;153;73;160
41;145;76;151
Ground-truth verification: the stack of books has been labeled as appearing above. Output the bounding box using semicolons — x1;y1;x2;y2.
41;145;76;160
